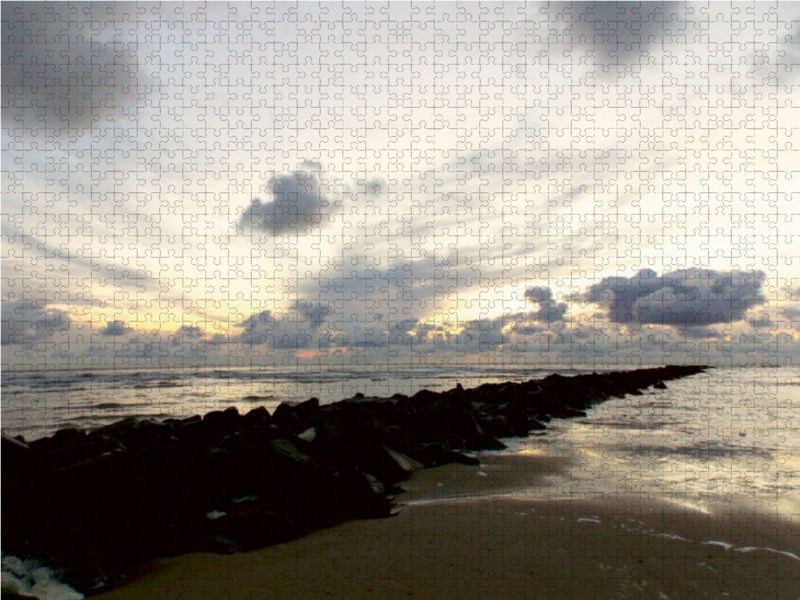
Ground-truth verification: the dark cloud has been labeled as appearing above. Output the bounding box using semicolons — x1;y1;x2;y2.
524;286;569;323
1;300;70;344
239;163;333;235
585;268;767;326
171;325;205;343
232;301;335;349
549;2;686;66
2;2;142;130
100;320;128;337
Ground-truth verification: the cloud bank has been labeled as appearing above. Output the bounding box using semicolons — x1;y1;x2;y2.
585;268;767;326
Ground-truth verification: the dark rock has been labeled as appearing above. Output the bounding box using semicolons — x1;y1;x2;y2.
243;406;271;428
293;397;321;424
116;419;174;449
476;414;515;439
268;438;318;471
321;471;394;520
271;402;302;433
51;434;127;470
29;427;87;453
204;406;240;426
443;451;481;466
414;442;447;467
89;417;140;440
205;504;299;551
2;431;30;462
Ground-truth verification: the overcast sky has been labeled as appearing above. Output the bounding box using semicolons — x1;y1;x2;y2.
2;1;800;369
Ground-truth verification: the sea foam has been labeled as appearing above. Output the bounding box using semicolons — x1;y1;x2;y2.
1;555;84;600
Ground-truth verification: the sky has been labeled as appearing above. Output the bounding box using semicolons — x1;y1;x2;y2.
2;1;800;370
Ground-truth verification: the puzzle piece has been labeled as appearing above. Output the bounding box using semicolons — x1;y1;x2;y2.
2;2;800;599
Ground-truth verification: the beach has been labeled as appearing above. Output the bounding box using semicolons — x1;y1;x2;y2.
94;453;800;600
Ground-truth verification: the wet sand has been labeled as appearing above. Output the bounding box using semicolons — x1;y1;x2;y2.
94;454;800;599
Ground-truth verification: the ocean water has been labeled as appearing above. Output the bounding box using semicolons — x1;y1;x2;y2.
2;364;799;518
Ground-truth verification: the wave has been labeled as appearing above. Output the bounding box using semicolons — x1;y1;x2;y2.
1;554;84;600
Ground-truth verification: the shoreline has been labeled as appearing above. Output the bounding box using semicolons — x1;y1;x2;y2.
94;453;800;599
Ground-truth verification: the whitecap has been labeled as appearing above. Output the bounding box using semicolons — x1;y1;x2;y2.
701;540;734;550
734;546;800;561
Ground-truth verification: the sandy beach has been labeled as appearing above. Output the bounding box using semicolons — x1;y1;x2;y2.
94;453;800;600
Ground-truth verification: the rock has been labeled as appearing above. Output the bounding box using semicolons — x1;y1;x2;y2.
475;414;515;439
268;438;318;469
443;451;481;466
270;402;302;433
243;406;271;428
29;427;86;453
327;472;393;519
2;431;30;464
204;406;240;426
205;504;299;551
378;445;424;479
298;427;316;442
293;397;321;425
51;434;127;470
116;419;174;450
414;442;447;466
89;417;140;440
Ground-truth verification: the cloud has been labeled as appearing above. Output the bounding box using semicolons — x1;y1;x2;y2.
232;301;335;349
100;320;129;337
2;2;142;130
239;163;333;235
585;268;767;326
171;325;205;344
542;2;686;67
524;286;569;323
1;300;70;345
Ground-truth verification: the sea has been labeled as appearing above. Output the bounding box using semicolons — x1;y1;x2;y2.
2;363;799;598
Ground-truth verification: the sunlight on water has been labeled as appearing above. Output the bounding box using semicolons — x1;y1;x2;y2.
501;366;800;518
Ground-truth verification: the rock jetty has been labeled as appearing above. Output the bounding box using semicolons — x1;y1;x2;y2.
3;365;707;595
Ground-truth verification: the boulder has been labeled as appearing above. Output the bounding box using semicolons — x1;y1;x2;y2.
205;504;299;552
28;427;86;453
243;406;271;428
2;432;31;471
293;397;321;426
476;414;515;439
443;451;481;466
270;402;302;433
414;442;447;467
203;406;240;426
51;434;126;470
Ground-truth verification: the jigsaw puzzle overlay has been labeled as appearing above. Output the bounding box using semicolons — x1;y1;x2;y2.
2;2;800;599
